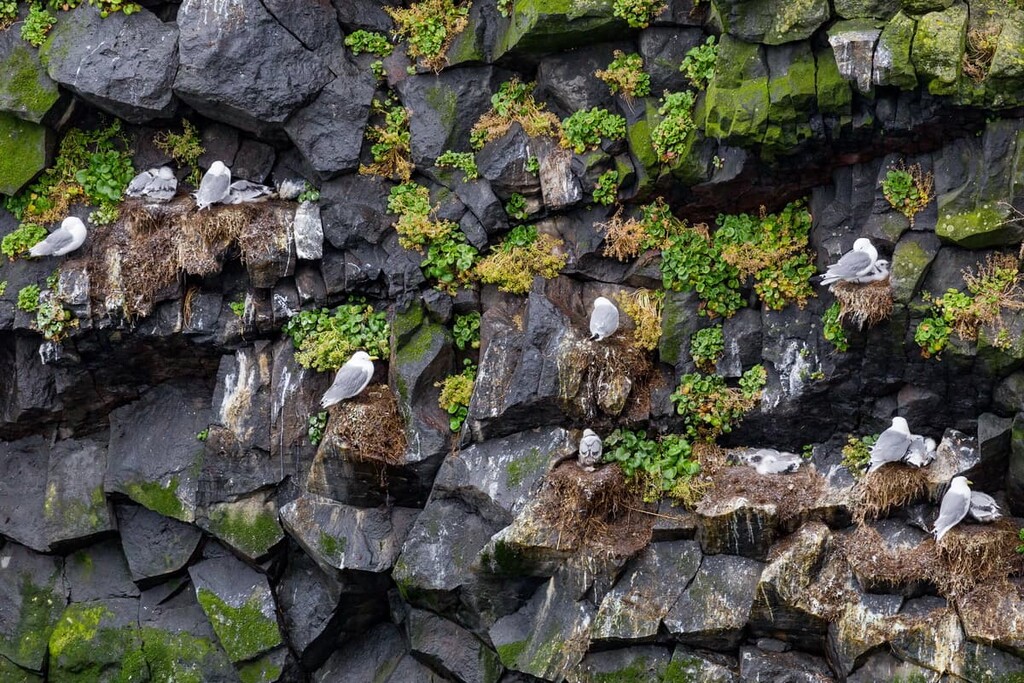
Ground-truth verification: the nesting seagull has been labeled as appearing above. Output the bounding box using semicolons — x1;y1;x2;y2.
578;429;603;471
903;435;937;468
589;296;619;341
866;416;913;474
29;217;87;258
850;259;890;284
933;476;972;542
749;449;802;475
126;166;177;202
819;238;879;285
320;351;374;409
968;491;1002;523
226;180;274;205
194;161;231;210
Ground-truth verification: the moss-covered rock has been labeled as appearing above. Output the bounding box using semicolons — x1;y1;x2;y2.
834;0;900;20
901;0;953;16
195;588;282;663
0;37;59;124
815;47;853;116
495;0;624;58
200;496;283;561
889;232;940;304
714;0;831;44
0;656;42;682
873;11;918;89
47;599;144;682
0;112;49;196
935;202;1018;248
0;545;67;673
911;3;967;96
704;36;769;146
763;42;818;151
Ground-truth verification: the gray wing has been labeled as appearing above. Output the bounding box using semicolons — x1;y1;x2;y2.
145;175;177;201
196;169;231;207
320;363;372;407
29;227;74;257
934;486;971;541
127;170;156;197
590;306;619;338
823;249;872;278
226;180;273;204
867;428;913;473
969;491;1001;522
579;435;602;460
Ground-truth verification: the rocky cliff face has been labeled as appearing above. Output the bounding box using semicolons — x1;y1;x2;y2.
2;0;1024;681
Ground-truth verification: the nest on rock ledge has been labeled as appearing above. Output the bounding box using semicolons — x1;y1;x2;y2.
854;464;930;524
831;278;894;329
696;464;828;528
90;198;293;319
321;385;406;465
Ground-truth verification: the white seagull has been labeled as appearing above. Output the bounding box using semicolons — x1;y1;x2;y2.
320;351;374;408
226;180;274;205
578;429;603;471
194;161;232;210
968;491;1002;523
126;166;177;202
589;296;619;341
866;416;913;474
29;217;88;258
933;476;972;542
820;238;879;285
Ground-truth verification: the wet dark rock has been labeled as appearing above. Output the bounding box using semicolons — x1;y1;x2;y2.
313;622;408;683
738;645;834;682
536;43;624;114
332;0;397;32
45;4;178;122
65;539;139;602
575;646;673;681
408;608;504;683
827;592;903;677
0;336;61;436
174;0;332;133
320;174;393;249
970;412;1012;493
115;504;202;583
0;435;51;552
277;547;345;671
43;437;114;547
664;554;764;650
233;139;277;183
0;542;67;672
476;124;542;200
639;28;706;95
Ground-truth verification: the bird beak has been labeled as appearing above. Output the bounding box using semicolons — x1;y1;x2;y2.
967;479;973;486
368;356;379;361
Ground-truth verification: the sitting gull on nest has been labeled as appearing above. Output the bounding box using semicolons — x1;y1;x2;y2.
226;180;274;205
866;416;913;474
578;429;603;471
589;296;619;341
321;351;374;409
127;166;177;202
968;490;1002;523
903;434;937;468
29;217;87;258
819;238;879;285
194;161;231;210
933;476;972;542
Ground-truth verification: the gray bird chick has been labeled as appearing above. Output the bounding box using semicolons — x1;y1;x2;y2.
903;435;937;468
578;429;603;471
968;491;1002;523
226;180;274;205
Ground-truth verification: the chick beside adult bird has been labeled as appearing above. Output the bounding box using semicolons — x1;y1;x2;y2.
968;490;1002;523
903;435;937;468
29;217;88;258
127;166;177;202
866;416;913;474
194;161;231;210
578;429;603;471
226;180;274;205
819;238;879;286
933;476;973;542
589;296;619;341
320;351;374;408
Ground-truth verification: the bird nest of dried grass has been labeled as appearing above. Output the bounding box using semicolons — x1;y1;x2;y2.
697;465;827;527
321;385;407;465
830;278;894;329
839;524;941;594
535;462;653;557
853;465;930;524
556;333;653;424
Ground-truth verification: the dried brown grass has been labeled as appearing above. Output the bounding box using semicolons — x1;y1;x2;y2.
325;385;407;465
831;279;894;329
600;208;648;262
698;465;827;526
934;520;1023;599
839;524;940;592
854;465;929;524
962;25;1001;84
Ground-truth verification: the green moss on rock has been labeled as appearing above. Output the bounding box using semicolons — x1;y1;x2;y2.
237;656;282;683
48;603;143;682
495;0;621;57
0;112;49;196
0;44;60;124
763;42;817;151
875;11;918;89
936;203;1018;248
0;574;65;671
196;588;282;663
911;4;967;95
124;477;187;521
496;639;528;667
714;0;830;44
506;447;546;487
205;502;283;559
815;47;853;116
704;36;769;145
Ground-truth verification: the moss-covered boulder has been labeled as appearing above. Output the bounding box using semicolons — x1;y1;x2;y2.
0;544;67;672
911;3;967;96
44;438;115;547
714;0;831;44
889;232;940;304
197;494;284;562
0;33;59;124
763;42;818;151
983;8;1024;107
834;0;900;20
0;112;49;196
901;0;953;16
704;36;770;146
873;12;918;89
47;599;144;682
494;0;624;58
815;47;853;116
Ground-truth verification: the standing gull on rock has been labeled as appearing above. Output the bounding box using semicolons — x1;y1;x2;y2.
589;296;619;341
866;416;913;474
578;429;603;471
194;161;231;210
29;217;87;258
968;491;1002;523
321;351;374;409
819;238;879;285
933;476;973;542
126;166;177;202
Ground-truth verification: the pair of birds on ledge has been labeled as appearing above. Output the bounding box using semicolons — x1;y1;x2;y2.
869;415;1001;541
127;161;275;209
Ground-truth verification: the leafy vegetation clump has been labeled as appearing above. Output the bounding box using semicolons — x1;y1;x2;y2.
17;284;41;313
35;289;78;341
282;302;390;372
0;0;17;29
21;4;56;46
229;297;245;318
680;35;718;89
453;311;481;350
560;107;626;154
435;150;479;179
914;253;1024;358
0;280;6;296
437;360;476;431
612;0;666;28
592;169;619;206
345;30;393;56
386;0;471;72
470;79;561;149
5;121;135;225
822;301;849;352
600;198;684;261
661;223;743;318
842;434;878;478
422;231;479;293
308;411;328;446
360;97;413;181
614;288;664;351
475;225;567;294
670;365;766;441
602;430;703;504
297;184;320;203
690;325;724;371
497;0;512;16
86;0;142;17
651;91;697;163
2;223;48;261
505;193;528;221
153;120;205;187
881;162;933;225
595;51;651;102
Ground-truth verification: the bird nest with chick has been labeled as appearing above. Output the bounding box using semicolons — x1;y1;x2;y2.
831;278;894;329
696;465;828;529
91;199;292;319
